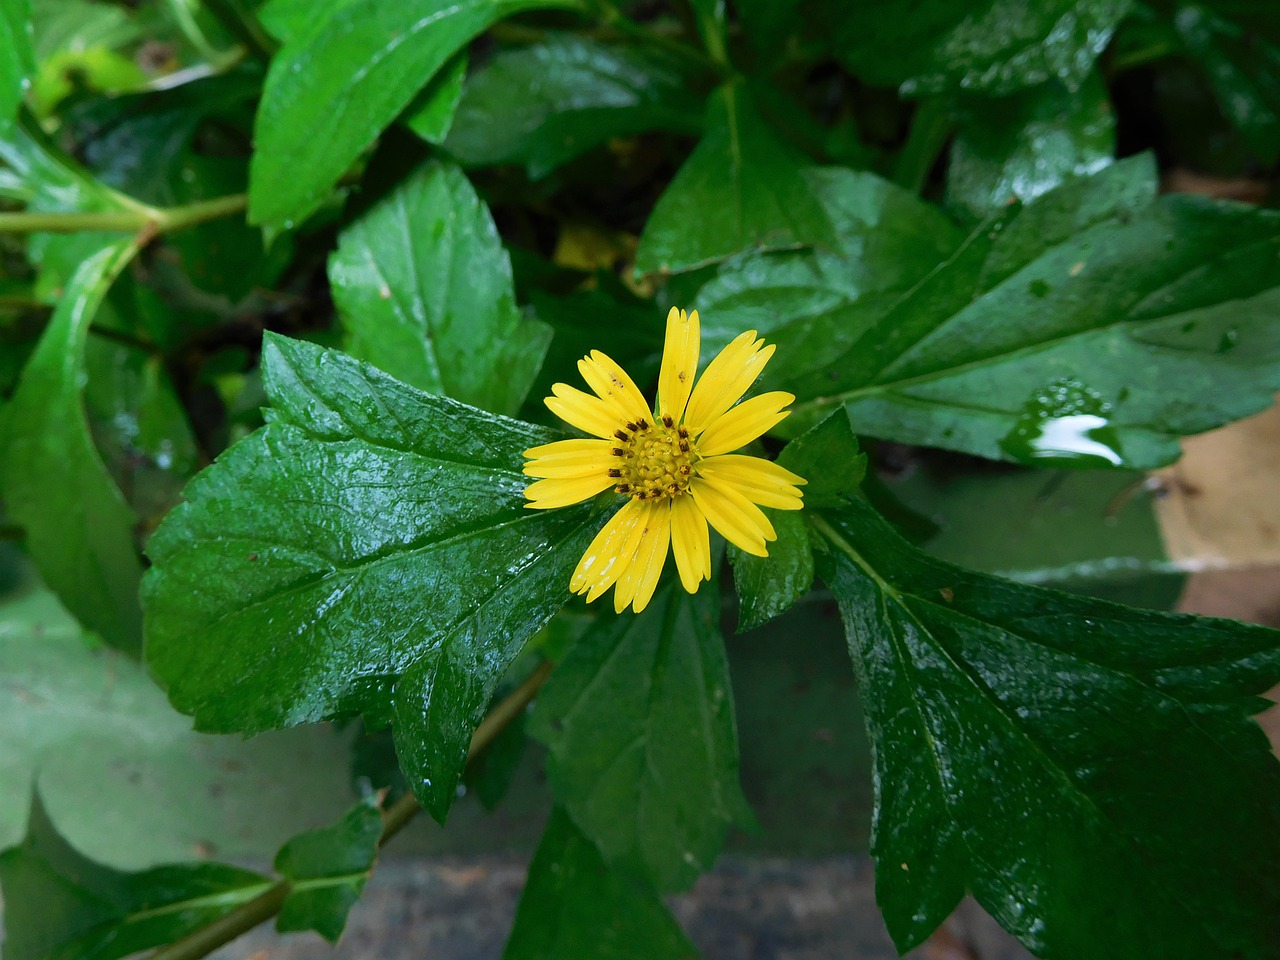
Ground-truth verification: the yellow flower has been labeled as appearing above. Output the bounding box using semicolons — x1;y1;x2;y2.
523;307;806;614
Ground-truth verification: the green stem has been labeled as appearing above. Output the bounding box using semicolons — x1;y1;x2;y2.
892;98;954;195
202;0;277;60
145;660;555;960
0;194;246;236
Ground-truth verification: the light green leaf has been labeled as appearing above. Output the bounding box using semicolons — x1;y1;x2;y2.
143;335;601;822
503;809;698;960
275;797;383;942
530;579;749;892
0;792;271;960
329;160;550;415
0;0;34;125
813;496;1280;958
248;0;582;228
634;82;835;276
0;238;143;651
402;50;468;145
444;34;702;178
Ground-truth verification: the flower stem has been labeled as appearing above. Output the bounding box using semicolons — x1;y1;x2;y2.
0;193;247;236
144;660;554;960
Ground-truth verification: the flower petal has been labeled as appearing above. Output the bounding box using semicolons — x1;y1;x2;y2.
577;350;652;425
696;454;806;509
670;493;710;593
684;331;776;434
525;438;613;459
546;383;624;439
695;392;794;457
657;307;699;422
523;439;616;478
523;474;615;509
690;476;776;557
613;500;671;614
571;498;646;597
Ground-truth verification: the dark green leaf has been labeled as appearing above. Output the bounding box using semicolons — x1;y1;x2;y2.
275;797;383;942
503;808;698;960
0;238;143;651
247;0;581;228
0;791;270;960
830;0;1132;95
776;408;867;510
729;511;813;633
946;72;1115;220
444;34;702;177
813;497;1280;958
0;0;34;125
464;708;529;810
781;158;1280;469
530;579;749;892
402;50;468;145
634;82;835;276
143;335;601;822
329;160;550;415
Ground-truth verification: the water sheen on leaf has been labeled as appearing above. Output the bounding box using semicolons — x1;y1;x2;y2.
814;497;1280;959
143;335;600;821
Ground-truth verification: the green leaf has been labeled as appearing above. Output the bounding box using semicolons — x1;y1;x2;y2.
634;82;835;276
402;50;468;145
813;497;1280;958
946;72;1115;220
329;159;551;415
0;238;143;651
444;34;702;177
503;808;698;960
275;797;383;942
0;0;34;125
143;334;601;822
248;0;582;228
776;408;867;509
830;0;1132;96
0;791;271;960
728;511;813;633
530;579;749;892
780;158;1280;469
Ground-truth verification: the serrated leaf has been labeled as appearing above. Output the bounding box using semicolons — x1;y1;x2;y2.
530;579;749;892
274;797;383;942
329;160;550;415
444;34;702;178
143;335;601;822
779;158;1280;469
0;238;143;651
0;791;271;960
503;808;698;960
247;0;582;228
830;0;1132;96
728;511;813;633
776;408;867;509
813;497;1280;958
402;50;468;145
946;72;1115;219
0;0;34;125
634;82;835;276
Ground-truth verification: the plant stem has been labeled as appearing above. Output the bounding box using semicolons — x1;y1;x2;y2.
0;194;246;236
892;98;954;195
202;0;277;60
145;660;555;960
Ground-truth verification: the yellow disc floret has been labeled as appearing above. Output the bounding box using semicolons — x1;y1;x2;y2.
611;415;697;500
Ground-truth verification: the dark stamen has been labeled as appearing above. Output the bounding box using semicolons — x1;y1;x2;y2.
611;447;625;457
614;429;629;442
679;440;690;453
608;468;622;478
677;426;689;438
662;414;674;428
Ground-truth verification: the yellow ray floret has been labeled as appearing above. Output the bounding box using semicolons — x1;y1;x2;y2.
523;306;807;613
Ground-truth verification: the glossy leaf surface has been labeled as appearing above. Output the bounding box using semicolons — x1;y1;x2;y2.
143;335;600;821
0;238;143;651
814;497;1280;958
275;797;383;942
729;511;813;633
445;34;702;178
503;809;698;960
634;83;835;276
329;160;550;415
531;580;749;892
0;793;270;960
248;0;580;227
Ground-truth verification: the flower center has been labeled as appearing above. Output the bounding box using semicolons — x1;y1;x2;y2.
609;414;697;500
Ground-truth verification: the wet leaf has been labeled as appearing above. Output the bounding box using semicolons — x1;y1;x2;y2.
729;511;813;633
0;238;143;651
275;797;383;942
0;792;271;960
444;34;702;178
329;160;550;416
248;0;582;228
0;0;34;125
143;335;600;822
503;808;698;960
530;579;750;892
814;496;1280;958
775;409;867;510
634;82;835;276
